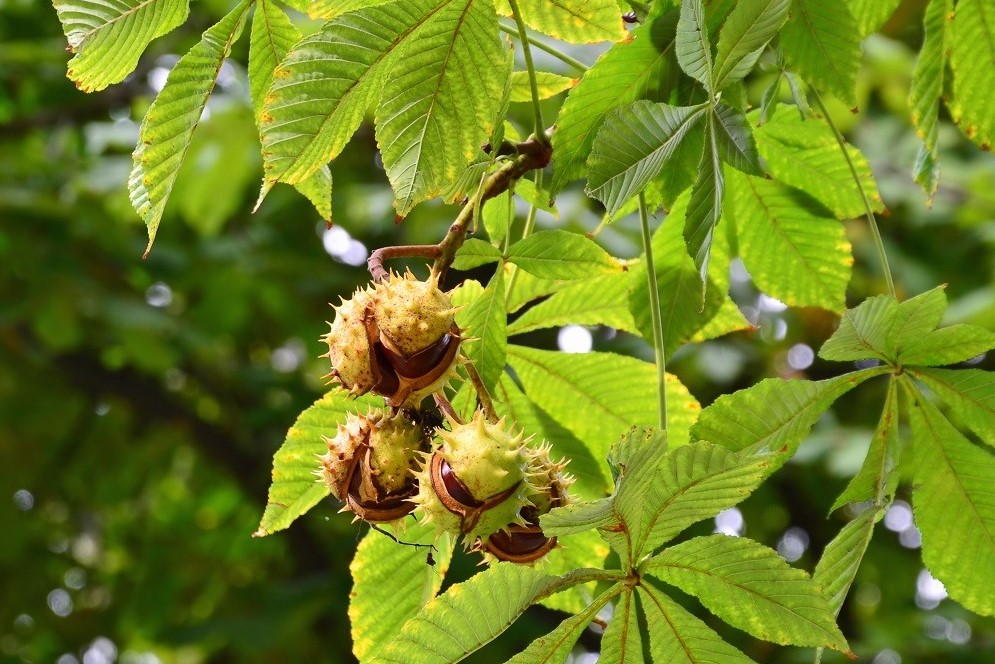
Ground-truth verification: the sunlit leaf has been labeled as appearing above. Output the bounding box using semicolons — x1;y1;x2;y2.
309;0;394;20
818;295;899;362
54;0;190;92
254;388;380;537
639;583;753;663
683;115;724;281
455;269;507;393
509;70;575;102
646;535;851;652
898;324;995;367
376;0;507;215
599;588;644;663
908;0;952;200
913;368;995;448
949;0;995;151
675;0;713;91
726;171;851;312
506;230;622;280
494;0;625;44
130;0;252;257
907;383;995;617
780;0;861;105
452;238;503;270
350;524;454;661
813;506;881;614
507;586;621;664
846;0;901;35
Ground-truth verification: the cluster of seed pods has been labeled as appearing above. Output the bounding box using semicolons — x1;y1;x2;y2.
318;270;572;563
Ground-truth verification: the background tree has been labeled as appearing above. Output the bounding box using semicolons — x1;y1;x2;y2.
2;0;995;662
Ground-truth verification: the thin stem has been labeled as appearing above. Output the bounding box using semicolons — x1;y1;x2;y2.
464;361;498;423
368;244;440;282
498;22;588;73
503;168;543;306
507;0;548;146
638;193;667;431
811;89;897;298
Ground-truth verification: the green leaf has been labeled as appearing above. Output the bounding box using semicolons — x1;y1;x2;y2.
374;566;606;662
350;524;454;661
711;0;790;91
482;188;513;246
690;370;884;466
509;70;575;102
254;388;380;537
541;498;615;536
628;190;734;354
713;103;764;176
726;171;851;312
310;0;394;20
830;379;899;512
586;101;707;217
813;506;880;615
618;439;771;559
676;0;714;91
494;0;625;43
54;0;190;92
506;230;622;280
914;368;995;447
780;0;861;105
455;269;507;393
639;584;753;663
259;2;443;193
885;286;947;357
684;116;724;281
600;588;645;663
949;0;995;150
645;535;851;652
129;0;252;257
550;9;682;194
508;347;701;460
507;586;621;664
906;383;995;617
818;295;899;362
507;273;637;336
898;324;995;367
846;0;901;35
754;107;883;219
505;269;561;313
377;0;507;215
908;0;952;200
451;238;503;270
249;1;333;221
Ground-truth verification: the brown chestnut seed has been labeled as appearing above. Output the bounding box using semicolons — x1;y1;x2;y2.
428;452;521;534
483;525;557;563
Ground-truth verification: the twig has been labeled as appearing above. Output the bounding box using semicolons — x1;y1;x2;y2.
464;361;499;423
368;244;441;282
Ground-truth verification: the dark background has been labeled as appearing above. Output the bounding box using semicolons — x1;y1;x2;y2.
2;0;994;662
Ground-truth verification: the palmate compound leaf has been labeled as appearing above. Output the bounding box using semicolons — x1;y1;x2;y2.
628;191;750;357
904;380;995;617
506;230;623;280
373;566;619;663
130;0;252;257
585;100;708;217
779;0;861;105
550;8;683;195
614;435;771;562
948;0;995;151
639;583;753;663
711;0;790;91
54;0;190;92
644;535;851;653
725;170;852;312
690;369;887;473
259;1;447;198
350;523;454;662
254;388;380;537
249;0;332;221
376;0;507;216
754;106;884;220
913;368;995;448
908;0;953;200
493;0;625;44
507;346;701;462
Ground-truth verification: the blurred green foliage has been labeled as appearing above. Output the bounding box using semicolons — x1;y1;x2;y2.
1;0;994;662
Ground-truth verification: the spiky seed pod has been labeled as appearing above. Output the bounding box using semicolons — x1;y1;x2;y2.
318;409;427;523
412;411;542;544
483;444;573;564
372;270;455;357
322;288;379;396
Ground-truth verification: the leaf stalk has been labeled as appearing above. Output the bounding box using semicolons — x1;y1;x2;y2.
638;193;668;431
